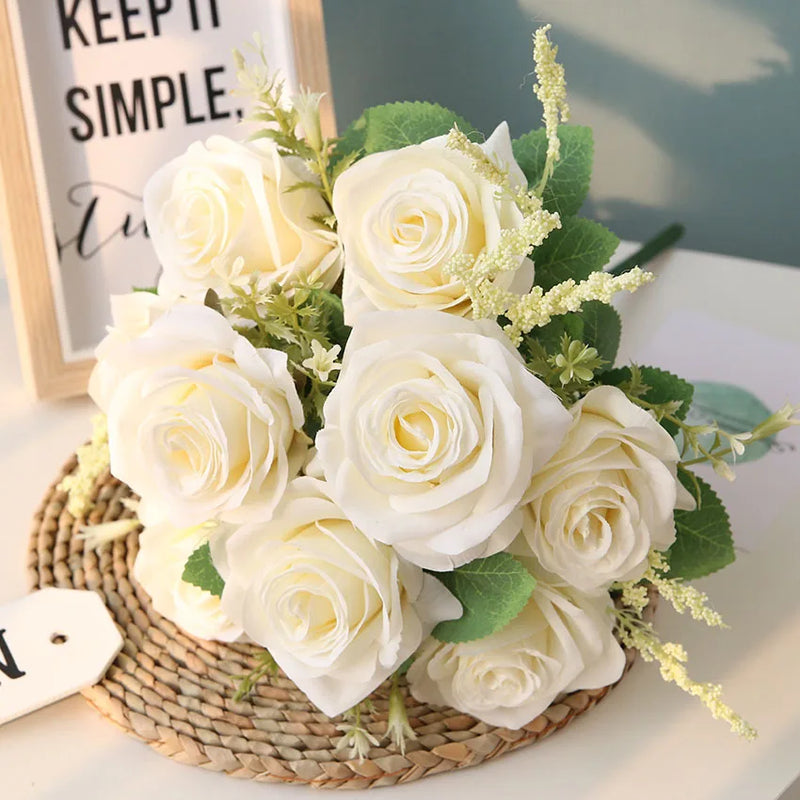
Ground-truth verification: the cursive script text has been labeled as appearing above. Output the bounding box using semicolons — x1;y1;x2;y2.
55;181;148;261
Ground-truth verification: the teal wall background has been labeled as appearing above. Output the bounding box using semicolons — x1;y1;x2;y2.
323;0;799;267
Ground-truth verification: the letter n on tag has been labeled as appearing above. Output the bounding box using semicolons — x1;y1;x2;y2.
0;589;123;725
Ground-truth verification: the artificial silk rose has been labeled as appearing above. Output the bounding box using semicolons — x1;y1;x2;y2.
518;385;695;594
333;122;533;325
89;291;185;412
214;477;461;717
407;564;625;728
133;522;242;642
315;310;571;570
93;304;307;528
144;135;340;301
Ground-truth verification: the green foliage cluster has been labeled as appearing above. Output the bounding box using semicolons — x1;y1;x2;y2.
232;650;279;702
218;281;349;439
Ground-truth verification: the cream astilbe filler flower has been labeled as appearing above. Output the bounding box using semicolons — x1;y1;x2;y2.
332;122;533;325
517;385;695;594
144;135;340;301
315;310;572;570
133;522;242;642
92;304;307;528
407;563;625;728
214;477;461;717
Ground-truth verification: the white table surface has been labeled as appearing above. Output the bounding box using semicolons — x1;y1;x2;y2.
1;244;799;800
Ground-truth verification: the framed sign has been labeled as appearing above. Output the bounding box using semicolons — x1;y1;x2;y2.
0;0;335;399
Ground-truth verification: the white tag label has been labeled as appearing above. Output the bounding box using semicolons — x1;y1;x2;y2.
0;588;123;725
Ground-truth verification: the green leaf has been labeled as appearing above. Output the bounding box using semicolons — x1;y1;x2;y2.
331;149;362;181
533;216;619;291
578;301;622;365
203;288;223;316
308;289;350;349
397;655;415;676
182;542;225;598
667;473;735;580
512;126;594;217
600;365;694;435
132;286;157;294
684;382;775;464
525;300;621;365
431;553;536;643
363;101;476;154
284;180;325;194
331;112;367;167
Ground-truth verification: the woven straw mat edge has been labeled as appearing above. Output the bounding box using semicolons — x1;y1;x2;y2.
27;455;644;790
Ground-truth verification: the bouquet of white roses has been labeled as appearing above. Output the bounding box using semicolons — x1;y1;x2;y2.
67;27;798;754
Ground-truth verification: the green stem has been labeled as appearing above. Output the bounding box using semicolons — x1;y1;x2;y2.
608;223;685;276
681;446;734;467
625;396;722;466
534;157;555;198
314;146;334;208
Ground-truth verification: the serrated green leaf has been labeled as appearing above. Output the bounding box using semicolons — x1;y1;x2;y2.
599;365;694;435
284;180;324;194
331;149;362;181
182;541;225;598
521;313;580;358
525;300;621;365
666;473;735;580
331;113;367;167
533;216;619;291
512;126;594;217
309;212;337;230
431;553;536;643
579;301;621;365
363;101;477;154
308;289;350;349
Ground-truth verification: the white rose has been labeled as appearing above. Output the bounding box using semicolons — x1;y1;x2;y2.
315;310;571;570
333;122;533;325
144;135;341;301
407;565;625;728
89;291;186;412
214;477;461;717
94;304;307;528
518;385;695;594
133;522;242;642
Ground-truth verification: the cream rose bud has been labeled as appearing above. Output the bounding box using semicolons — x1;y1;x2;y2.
215;477;461;717
333;122;533;325
97;304;307;528
144;135;340;301
315;310;572;570
407;566;625;728
133;522;242;642
519;385;695;594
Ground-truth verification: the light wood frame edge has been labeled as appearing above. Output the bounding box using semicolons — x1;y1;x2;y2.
289;0;338;138
0;0;336;400
0;0;93;399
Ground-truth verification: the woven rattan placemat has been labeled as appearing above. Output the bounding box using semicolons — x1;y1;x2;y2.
27;456;641;789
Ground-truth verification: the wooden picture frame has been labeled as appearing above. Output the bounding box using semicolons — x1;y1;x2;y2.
0;0;335;400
